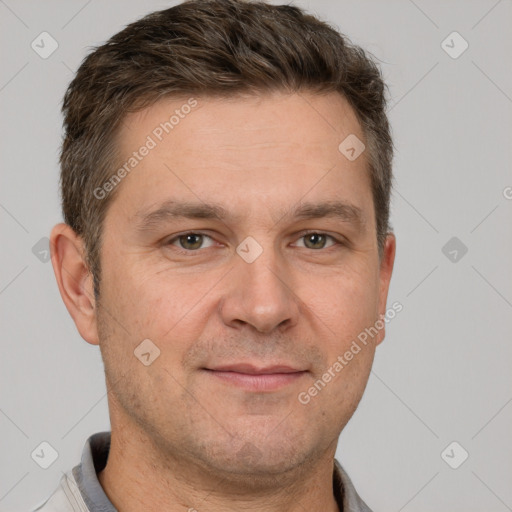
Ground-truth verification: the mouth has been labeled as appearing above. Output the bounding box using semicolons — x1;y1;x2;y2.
202;364;308;392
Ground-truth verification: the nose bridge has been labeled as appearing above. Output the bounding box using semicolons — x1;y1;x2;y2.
221;234;299;333
242;242;287;302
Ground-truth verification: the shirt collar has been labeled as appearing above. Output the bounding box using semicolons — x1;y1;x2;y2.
72;432;115;512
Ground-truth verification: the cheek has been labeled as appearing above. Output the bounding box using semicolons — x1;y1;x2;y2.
105;258;212;341
308;263;380;343
312;266;379;410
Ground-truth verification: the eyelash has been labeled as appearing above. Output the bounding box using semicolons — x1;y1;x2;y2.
165;231;344;255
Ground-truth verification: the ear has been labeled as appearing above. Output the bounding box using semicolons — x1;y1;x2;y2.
50;223;99;345
374;233;396;346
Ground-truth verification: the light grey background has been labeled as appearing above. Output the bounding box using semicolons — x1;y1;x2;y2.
1;1;511;511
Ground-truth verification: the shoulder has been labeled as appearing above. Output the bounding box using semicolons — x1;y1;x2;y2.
32;470;89;512
334;458;374;512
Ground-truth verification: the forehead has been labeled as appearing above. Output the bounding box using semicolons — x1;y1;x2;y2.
118;91;365;161
109;91;373;227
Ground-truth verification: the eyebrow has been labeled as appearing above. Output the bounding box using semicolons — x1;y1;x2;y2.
134;199;366;233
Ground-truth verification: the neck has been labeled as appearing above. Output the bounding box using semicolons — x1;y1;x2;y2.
98;426;341;512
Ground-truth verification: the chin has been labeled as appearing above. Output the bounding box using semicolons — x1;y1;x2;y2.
199;437;315;481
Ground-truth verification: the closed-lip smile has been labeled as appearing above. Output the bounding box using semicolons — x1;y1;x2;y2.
203;363;308;391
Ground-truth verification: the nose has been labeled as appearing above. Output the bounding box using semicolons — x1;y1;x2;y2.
219;243;300;334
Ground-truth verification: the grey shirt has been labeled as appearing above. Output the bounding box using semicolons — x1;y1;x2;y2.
33;432;373;512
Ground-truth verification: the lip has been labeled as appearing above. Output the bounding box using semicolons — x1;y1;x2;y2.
203;364;308;392
207;364;304;374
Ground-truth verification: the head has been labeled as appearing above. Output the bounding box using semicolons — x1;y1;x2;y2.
51;0;395;483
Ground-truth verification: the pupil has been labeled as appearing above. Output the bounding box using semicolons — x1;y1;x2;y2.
307;233;324;249
182;234;202;249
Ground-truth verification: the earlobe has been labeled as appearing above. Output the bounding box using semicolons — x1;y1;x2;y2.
375;233;396;346
50;223;100;345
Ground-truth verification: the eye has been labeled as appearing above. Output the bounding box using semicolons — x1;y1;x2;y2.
168;233;215;251
294;232;339;250
165;231;343;255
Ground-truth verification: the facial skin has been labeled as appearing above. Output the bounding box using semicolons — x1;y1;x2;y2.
51;91;395;512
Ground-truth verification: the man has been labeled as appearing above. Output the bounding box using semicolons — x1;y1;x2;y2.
39;0;396;510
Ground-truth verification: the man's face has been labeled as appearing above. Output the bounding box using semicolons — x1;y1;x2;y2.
93;91;395;475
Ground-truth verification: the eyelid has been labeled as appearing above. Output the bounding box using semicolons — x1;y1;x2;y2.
166;232;217;253
165;230;345;254
292;230;341;249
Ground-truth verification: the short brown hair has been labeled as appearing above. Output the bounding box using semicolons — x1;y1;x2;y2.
60;0;394;299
